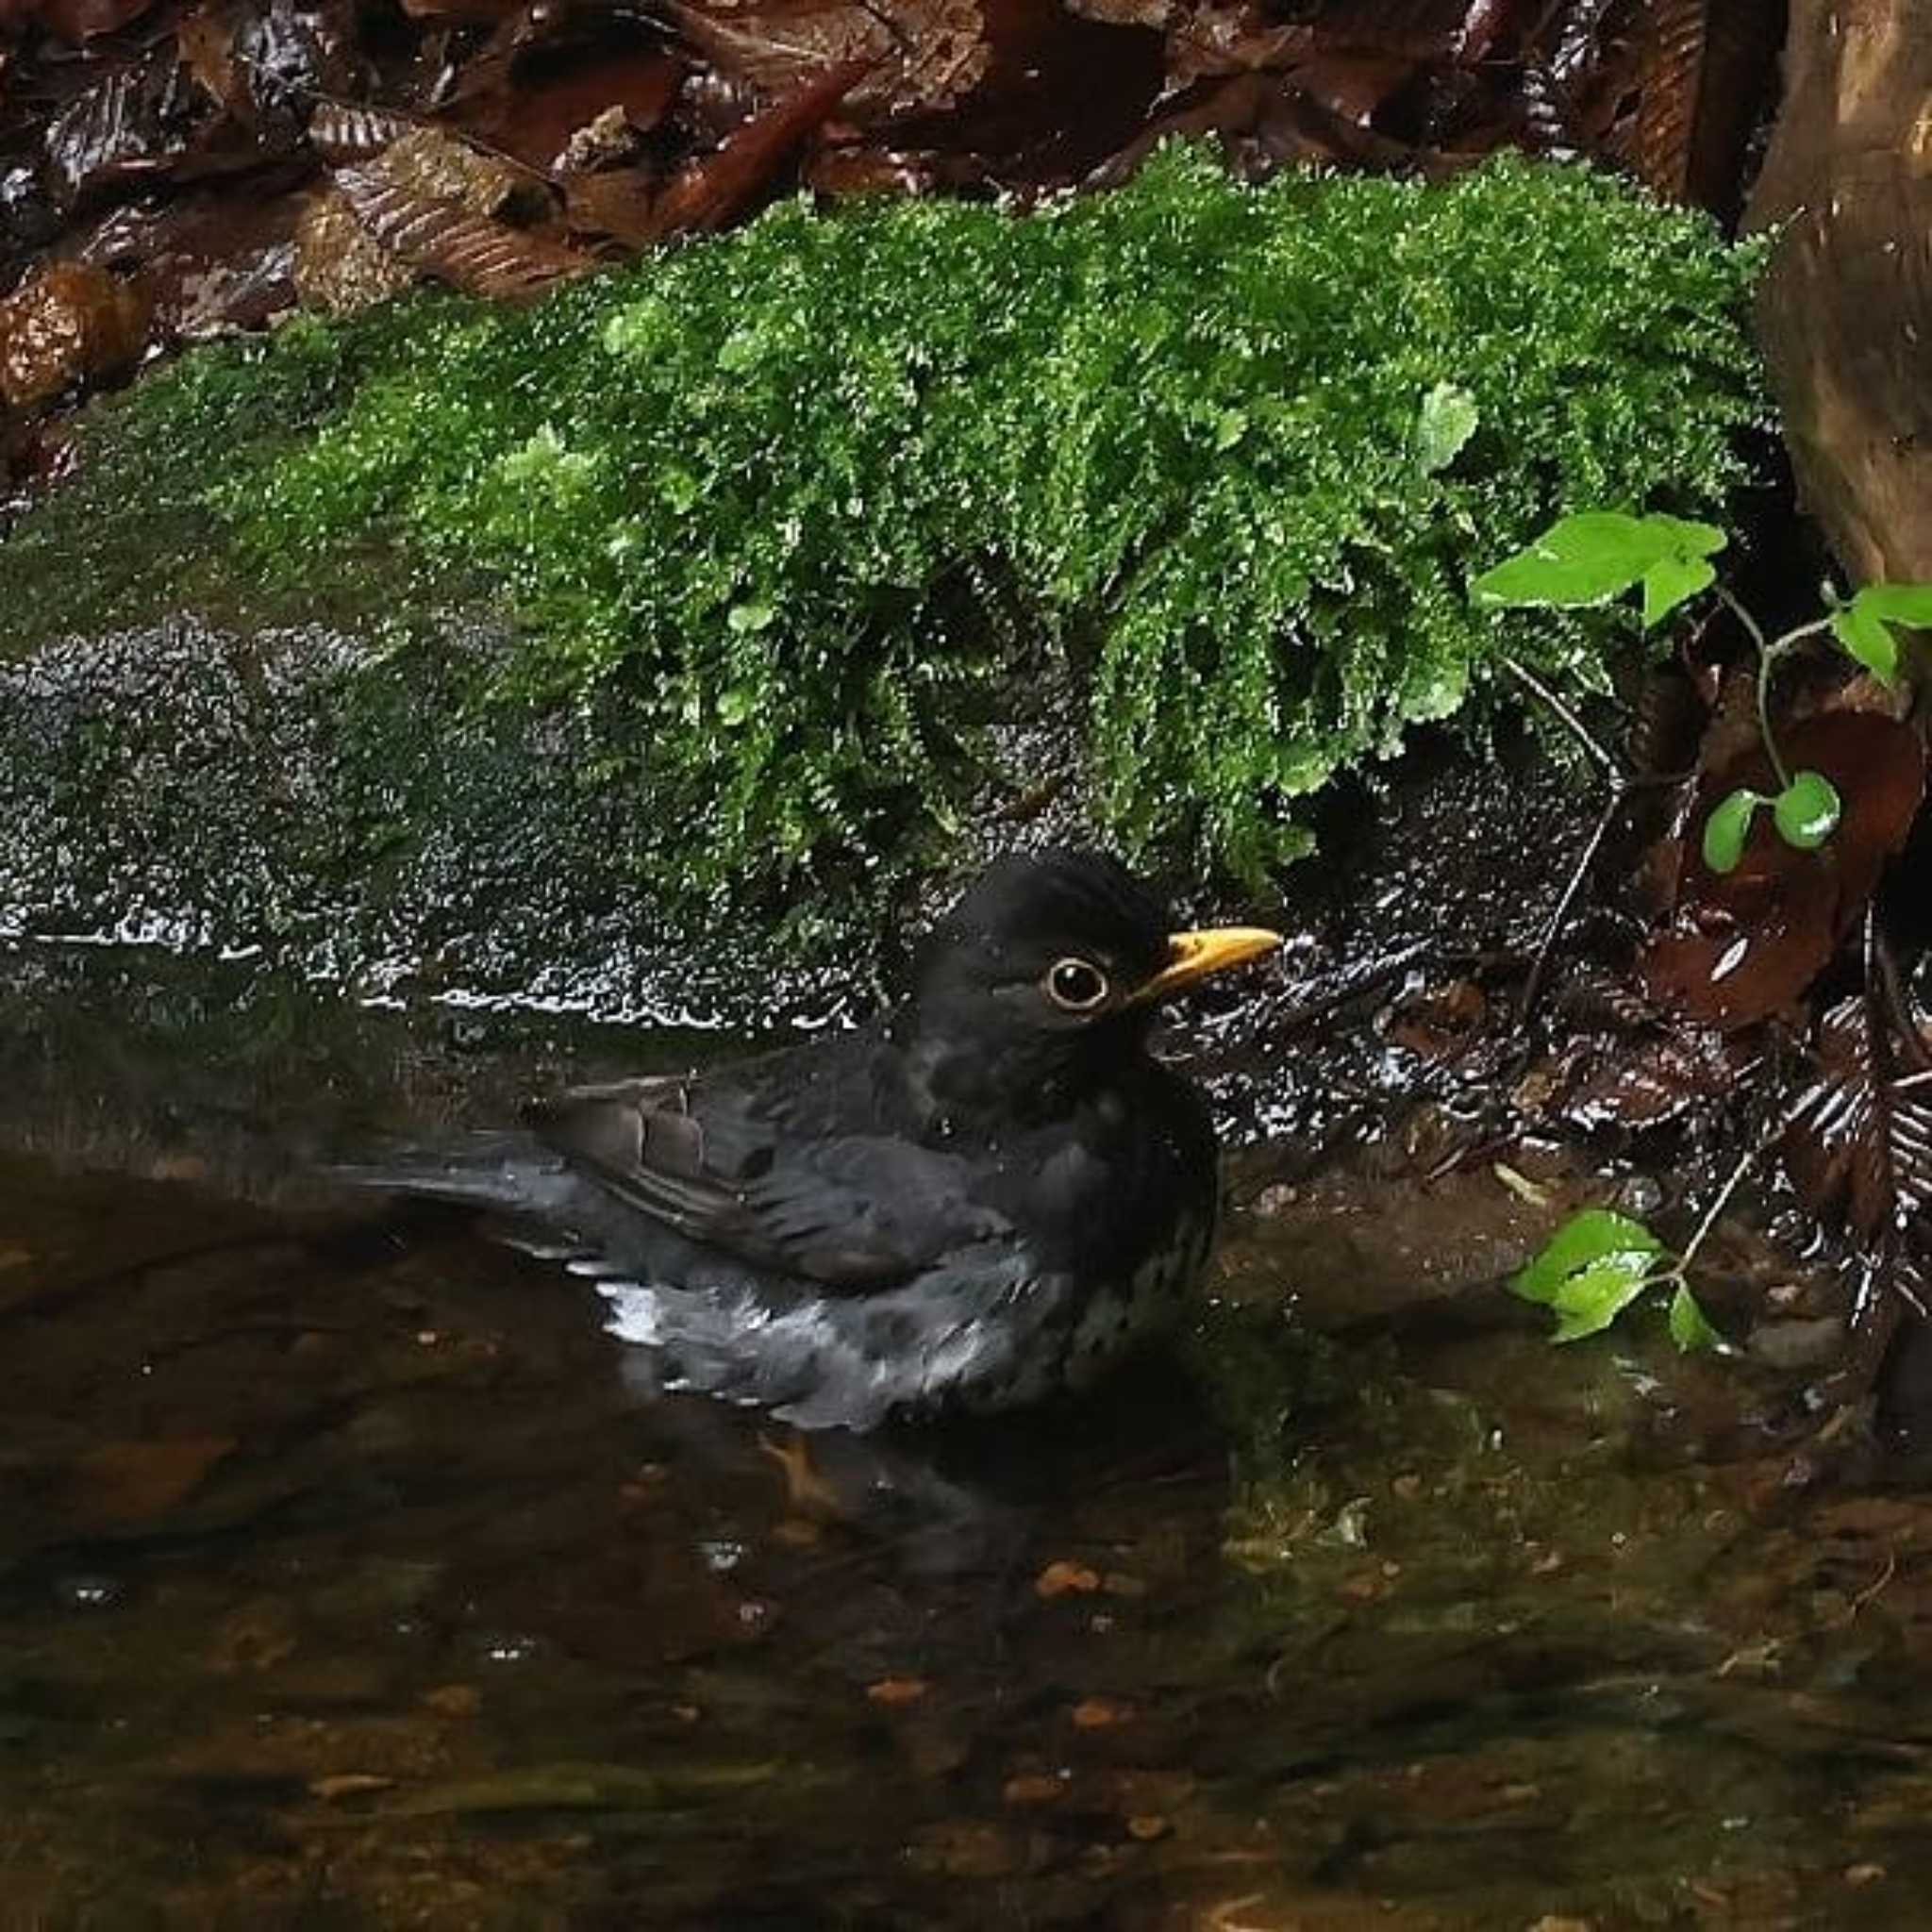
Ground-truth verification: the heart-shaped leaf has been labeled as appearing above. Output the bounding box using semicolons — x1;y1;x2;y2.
1830;605;1899;684
1773;770;1841;851
1830;581;1932;685
1513;1208;1664;1302
1472;511;1725;614
1641;553;1717;629
1857;582;1932;625
1550;1262;1655;1341
1700;787;1762;874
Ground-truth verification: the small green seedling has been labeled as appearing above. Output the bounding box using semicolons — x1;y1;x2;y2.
1474;511;1932;874
1510;1207;1723;1350
1508;1149;1763;1353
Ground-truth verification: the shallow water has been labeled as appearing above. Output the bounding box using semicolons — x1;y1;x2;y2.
8;947;1932;1930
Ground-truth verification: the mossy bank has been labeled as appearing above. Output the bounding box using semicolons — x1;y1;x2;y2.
0;147;1768;996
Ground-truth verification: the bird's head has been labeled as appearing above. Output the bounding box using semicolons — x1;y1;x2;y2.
902;850;1280;1119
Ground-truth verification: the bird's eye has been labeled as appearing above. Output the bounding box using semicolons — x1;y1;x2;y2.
1044;957;1110;1012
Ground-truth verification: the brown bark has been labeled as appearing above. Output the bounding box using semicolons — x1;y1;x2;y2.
1745;0;1932;585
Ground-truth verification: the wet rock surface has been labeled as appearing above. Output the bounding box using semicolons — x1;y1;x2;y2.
0;606;1591;1032
0;615;865;1024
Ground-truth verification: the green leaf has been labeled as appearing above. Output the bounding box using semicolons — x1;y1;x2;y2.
1512;1208;1666;1307
1830;605;1899;683
1831;581;1932;685
1416;382;1478;475
1701;787;1763;874
1472;511;1726;612
1772;769;1841;850
1641;553;1716;628
1643;513;1729;558
1857;582;1932;625
1667;1284;1723;1353
726;600;774;635
1550;1262;1654;1342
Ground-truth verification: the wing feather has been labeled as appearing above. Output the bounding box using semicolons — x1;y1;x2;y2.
526;1065;1009;1291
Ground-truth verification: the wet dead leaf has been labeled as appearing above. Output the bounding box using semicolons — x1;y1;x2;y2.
1782;994;1932;1319
457;48;683;175
331;155;593;304
43;54;203;208
0;263;151;408
308;99;418;163
1035;1559;1101;1599
866;1677;929;1707
648;56;874;242
1002;1772;1065;1806
308;1773;396;1801
1642;711;1924;1030
294;187;418;315
1608;0;1782;214
72;1432;235;1523
29;0;158;43
420;1683;481;1718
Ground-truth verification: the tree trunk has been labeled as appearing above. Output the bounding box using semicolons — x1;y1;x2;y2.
1745;0;1932;585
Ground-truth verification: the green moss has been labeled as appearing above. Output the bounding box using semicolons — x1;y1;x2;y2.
0;147;1768;908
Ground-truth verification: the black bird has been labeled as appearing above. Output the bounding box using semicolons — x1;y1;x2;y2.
369;851;1278;1430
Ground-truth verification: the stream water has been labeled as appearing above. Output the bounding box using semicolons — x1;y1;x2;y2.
8;943;1932;1931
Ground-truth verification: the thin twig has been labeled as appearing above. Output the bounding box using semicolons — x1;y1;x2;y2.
1514;783;1621;1037
1716;584;1793;791
1674;1138;1762;1279
1499;655;1624;779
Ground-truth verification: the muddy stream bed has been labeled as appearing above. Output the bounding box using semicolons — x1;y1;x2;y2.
8;760;1932;1931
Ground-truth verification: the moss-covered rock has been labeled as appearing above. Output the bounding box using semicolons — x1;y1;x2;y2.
0;147;1767;972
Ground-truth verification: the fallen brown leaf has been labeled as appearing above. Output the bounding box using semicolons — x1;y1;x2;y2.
72;1432;235;1523
309;1773;396;1801
1035;1559;1102;1599
866;1677;929;1707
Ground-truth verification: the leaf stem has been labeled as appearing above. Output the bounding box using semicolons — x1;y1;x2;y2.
1666;1141;1761;1287
1722;590;1836;794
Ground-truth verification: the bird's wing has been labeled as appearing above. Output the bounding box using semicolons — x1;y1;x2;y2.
526;1070;1009;1291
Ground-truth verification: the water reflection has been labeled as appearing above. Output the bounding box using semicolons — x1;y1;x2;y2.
8;944;1932;1927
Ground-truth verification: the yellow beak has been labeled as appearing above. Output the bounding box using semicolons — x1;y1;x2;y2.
1132;925;1282;1005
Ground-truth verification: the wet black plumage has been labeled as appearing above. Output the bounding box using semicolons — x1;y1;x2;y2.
360;851;1278;1429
